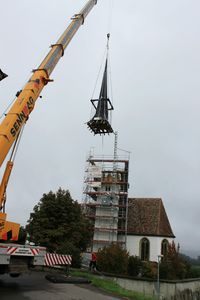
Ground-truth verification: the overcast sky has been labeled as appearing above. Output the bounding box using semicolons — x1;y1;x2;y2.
0;0;200;256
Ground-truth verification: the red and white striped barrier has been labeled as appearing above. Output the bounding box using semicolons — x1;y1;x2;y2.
6;246;40;256
44;253;72;266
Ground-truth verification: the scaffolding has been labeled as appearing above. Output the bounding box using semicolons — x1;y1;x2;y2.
83;151;129;252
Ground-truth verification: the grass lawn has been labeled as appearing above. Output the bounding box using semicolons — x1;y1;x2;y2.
70;269;156;300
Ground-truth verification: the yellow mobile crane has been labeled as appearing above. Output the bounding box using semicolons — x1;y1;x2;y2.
0;0;98;276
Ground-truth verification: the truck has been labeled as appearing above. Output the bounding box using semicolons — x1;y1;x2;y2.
0;0;98;276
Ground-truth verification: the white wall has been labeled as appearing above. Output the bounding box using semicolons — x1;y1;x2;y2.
126;235;174;262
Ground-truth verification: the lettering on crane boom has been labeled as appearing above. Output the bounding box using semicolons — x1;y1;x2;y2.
10;97;34;137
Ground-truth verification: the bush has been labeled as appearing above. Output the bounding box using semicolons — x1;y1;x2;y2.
58;241;82;268
97;243;129;275
128;256;157;279
128;256;142;277
188;266;200;278
142;261;158;279
159;242;191;280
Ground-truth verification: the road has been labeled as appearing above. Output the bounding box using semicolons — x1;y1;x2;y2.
0;271;123;300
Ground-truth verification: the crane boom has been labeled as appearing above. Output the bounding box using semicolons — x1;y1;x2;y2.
0;0;98;243
0;0;98;167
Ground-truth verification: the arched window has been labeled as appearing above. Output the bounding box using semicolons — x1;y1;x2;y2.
140;238;150;261
161;239;169;257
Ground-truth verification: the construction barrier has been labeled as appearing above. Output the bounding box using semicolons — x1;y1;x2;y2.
44;253;72;266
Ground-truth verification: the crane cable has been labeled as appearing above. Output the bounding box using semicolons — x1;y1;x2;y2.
90;34;110;118
0;73;36;120
10;124;25;163
87;0;114;158
90;47;107;104
1;125;25;212
107;0;114;36
0;96;16;120
89;0;114;116
107;34;114;128
106;0;114;130
102;0;114;155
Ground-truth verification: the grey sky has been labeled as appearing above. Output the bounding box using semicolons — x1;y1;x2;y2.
0;0;200;256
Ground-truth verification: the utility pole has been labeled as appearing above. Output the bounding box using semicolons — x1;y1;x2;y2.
157;255;163;299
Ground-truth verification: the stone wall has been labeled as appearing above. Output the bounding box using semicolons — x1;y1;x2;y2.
105;274;200;299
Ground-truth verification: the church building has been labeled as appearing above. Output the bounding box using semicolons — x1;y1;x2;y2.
127;198;175;262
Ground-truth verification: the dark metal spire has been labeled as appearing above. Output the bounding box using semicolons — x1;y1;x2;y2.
87;35;114;135
99;59;108;99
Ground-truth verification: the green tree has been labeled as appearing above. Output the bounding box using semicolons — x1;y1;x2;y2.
97;243;129;275
26;188;92;267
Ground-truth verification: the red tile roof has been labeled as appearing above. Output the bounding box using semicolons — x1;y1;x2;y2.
127;198;175;238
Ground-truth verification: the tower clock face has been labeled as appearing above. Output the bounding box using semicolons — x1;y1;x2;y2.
101;196;113;206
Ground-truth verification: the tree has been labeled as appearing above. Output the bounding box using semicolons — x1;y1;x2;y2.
160;242;191;280
97;243;129;275
26;188;92;266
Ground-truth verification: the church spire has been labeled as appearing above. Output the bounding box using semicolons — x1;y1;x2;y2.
87;34;114;135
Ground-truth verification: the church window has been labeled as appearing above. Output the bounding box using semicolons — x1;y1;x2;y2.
161;239;169;257
140;238;150;261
